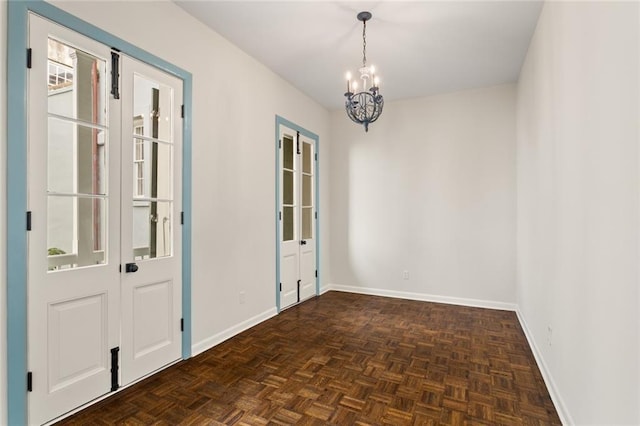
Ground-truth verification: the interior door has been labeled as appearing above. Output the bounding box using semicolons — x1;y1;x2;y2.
298;137;316;301
279;125;316;310
280;131;299;309
27;14;120;425
119;57;183;385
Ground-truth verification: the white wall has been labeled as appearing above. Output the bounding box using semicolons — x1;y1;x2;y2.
329;84;517;308
517;2;639;424
0;1;7;423
14;0;331;356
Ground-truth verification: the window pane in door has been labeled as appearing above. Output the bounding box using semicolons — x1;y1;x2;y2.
133;75;173;143
302;142;312;174
302;207;312;240
132;139;172;201
283;207;294;242
48;118;106;195
302;175;312;207
283;170;294;205
133;201;172;260
47;196;106;271
47;38;106;126
283;135;294;170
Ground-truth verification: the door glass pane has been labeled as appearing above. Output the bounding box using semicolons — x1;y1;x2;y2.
48;117;106;195
283;206;294;242
302;175;312;207
132;74;174;261
133;75;173;143
133;201;172;260
132;139;172;200
283;170;294;205
48;196;106;271
302;207;312;240
47;38;109;272
47;38;107;126
302;142;312;174
283;135;294;170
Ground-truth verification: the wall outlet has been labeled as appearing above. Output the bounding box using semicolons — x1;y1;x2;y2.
402;270;409;280
547;326;553;347
239;291;246;304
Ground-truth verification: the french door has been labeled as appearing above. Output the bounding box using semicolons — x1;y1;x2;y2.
278;124;316;310
27;14;182;425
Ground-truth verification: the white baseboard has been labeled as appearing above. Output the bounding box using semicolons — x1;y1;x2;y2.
318;284;332;295
516;309;572;425
326;283;517;311
191;307;278;356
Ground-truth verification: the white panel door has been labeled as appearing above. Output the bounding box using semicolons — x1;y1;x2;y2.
279;125;316;310
280;130;299;309
27;14;120;425
119;56;183;385
298;137;316;301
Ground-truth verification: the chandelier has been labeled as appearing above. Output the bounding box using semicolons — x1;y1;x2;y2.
344;11;384;132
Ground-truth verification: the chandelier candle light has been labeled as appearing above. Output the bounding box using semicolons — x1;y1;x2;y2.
344;11;384;132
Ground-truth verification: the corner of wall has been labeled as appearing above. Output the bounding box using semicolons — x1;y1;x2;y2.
514;309;572;425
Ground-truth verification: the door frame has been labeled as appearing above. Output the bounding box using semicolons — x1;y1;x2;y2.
7;2;193;424
275;115;320;312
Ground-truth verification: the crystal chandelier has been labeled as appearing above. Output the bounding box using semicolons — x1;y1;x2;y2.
344;11;384;132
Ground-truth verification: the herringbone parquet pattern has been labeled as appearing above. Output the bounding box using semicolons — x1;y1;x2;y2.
58;291;560;425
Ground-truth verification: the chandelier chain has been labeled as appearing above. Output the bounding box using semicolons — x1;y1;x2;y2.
362;20;367;67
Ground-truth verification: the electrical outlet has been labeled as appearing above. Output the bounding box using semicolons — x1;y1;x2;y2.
547;326;552;347
402;270;409;280
239;291;246;304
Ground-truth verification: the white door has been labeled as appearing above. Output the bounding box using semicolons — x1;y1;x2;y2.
27;15;120;425
279;125;316;310
119;57;183;385
27;14;183;424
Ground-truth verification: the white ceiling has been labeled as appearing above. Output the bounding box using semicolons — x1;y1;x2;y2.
173;1;543;110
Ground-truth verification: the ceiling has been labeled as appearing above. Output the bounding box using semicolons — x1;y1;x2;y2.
173;1;543;110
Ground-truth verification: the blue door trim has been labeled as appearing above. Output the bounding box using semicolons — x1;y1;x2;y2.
6;2;193;423
275;115;320;312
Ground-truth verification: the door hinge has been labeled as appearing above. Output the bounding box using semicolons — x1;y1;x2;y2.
110;347;120;392
180;318;184;332
181;105;184;118
279;139;282;149
27;372;33;392
314;211;317;220
181;211;184;225
26;211;32;231
279;282;282;292
110;51;120;99
315;270;318;278
279;211;282;221
315;152;318;161
26;48;32;69
296;131;300;154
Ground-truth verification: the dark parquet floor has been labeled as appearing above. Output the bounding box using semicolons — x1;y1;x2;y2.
58;291;561;425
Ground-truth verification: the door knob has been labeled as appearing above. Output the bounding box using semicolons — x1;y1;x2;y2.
125;263;138;273
300;240;307;245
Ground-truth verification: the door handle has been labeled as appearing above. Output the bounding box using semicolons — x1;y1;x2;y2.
125;263;138;273
300;240;307;245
